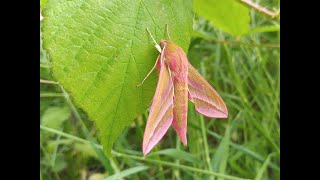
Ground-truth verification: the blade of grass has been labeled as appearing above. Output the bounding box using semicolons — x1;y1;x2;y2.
174;136;181;180
105;166;149;180
50;132;62;168
254;153;275;180
199;62;214;178
200;115;213;172
149;148;201;164
40;125;101;148
218;124;231;180
187;102;203;179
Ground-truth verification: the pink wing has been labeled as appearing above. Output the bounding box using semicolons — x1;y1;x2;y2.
142;56;174;156
188;62;228;118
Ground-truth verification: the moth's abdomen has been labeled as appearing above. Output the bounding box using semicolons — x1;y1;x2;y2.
164;44;189;145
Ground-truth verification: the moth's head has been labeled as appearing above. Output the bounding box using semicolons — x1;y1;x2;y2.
160;40;172;48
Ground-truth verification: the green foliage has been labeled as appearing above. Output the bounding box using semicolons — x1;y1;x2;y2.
41;0;193;156
41;106;70;129
194;0;250;36
41;0;279;179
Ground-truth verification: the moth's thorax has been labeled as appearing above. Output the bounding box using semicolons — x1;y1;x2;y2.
160;40;179;51
159;40;188;80
160;40;186;61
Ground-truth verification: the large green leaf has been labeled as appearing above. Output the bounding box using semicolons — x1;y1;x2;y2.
194;0;250;36
41;0;193;156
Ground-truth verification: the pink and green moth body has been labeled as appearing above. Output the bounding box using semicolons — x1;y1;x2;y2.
142;29;228;156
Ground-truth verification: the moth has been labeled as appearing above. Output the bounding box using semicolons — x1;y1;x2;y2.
140;26;228;156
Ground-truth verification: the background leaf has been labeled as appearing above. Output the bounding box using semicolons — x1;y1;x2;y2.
41;106;70;129
194;0;250;36
41;0;193;156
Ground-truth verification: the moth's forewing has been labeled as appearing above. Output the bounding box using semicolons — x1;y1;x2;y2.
142;51;174;156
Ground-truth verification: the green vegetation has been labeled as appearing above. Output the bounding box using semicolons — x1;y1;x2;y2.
41;0;279;179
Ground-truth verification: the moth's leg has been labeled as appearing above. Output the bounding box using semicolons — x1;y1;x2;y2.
137;43;167;86
165;24;171;40
187;89;194;103
137;56;160;86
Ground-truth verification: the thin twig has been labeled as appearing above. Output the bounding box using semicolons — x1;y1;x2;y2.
238;0;279;19
40;79;59;84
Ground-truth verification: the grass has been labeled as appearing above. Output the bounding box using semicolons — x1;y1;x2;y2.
40;3;280;180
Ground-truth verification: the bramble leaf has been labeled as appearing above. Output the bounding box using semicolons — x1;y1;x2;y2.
41;0;193;156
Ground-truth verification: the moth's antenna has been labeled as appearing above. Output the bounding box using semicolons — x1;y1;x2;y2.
138;28;162;87
165;24;171;40
146;28;161;53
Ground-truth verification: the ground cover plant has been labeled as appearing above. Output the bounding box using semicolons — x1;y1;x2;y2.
40;0;280;179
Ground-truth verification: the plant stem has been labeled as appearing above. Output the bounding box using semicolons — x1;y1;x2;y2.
200;115;213;172
237;0;279;19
